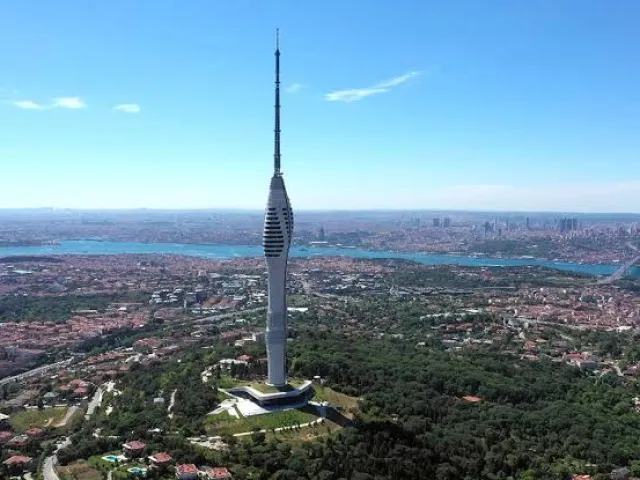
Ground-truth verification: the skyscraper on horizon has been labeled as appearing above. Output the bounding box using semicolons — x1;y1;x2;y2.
263;30;294;387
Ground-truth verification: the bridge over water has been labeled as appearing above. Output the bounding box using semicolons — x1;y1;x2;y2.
599;242;640;284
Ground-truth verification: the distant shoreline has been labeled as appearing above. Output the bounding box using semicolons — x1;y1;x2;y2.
0;240;638;279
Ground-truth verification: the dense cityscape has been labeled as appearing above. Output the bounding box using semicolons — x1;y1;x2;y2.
1;229;640;480
2;209;640;265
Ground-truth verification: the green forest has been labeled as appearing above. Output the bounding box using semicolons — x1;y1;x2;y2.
55;326;640;480
0;292;148;322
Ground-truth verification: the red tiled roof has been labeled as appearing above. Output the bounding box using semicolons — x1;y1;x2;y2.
150;452;172;463
25;428;43;436
0;431;14;441
177;464;199;474
207;467;231;479
462;395;483;403
3;455;32;465
124;440;147;450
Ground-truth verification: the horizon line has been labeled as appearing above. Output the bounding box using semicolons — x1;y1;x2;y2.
1;207;640;216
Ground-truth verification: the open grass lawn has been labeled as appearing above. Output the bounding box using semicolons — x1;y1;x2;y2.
223;377;307;394
287;294;309;307
58;461;102;480
206;408;317;436
218;375;244;389
10;407;68;432
313;386;359;413
266;418;342;445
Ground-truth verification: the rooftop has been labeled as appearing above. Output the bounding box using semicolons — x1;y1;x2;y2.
227;379;313;401
123;440;147;450
3;455;32;465
176;464;199;474
149;452;172;463
206;467;232;479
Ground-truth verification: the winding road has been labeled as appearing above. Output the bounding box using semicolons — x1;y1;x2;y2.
43;437;71;480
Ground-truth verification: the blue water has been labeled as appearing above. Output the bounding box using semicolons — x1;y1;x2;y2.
0;240;638;278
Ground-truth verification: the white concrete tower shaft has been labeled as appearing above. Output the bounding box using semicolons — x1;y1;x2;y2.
263;30;293;387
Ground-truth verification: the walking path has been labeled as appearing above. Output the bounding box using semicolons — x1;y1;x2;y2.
233;418;323;437
168;389;177;419
54;406;79;427
190;418;324;448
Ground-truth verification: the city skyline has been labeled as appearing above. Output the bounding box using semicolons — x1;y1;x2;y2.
1;1;640;212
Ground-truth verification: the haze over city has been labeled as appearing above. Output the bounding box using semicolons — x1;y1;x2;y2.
1;1;639;212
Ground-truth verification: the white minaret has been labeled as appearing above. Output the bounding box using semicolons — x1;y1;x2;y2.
263;30;293;387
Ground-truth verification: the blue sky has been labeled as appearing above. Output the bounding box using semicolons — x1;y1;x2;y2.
1;0;640;212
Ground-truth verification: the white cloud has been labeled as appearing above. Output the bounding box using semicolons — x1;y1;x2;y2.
324;87;388;102
11;100;48;110
376;71;420;88
114;103;141;113
285;83;303;94
324;71;419;102
52;97;87;109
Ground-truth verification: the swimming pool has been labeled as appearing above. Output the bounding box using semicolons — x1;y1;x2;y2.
128;467;147;476
102;455;123;463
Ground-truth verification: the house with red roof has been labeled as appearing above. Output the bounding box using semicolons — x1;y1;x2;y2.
0;430;14;443
462;395;483;403
3;455;33;473
148;452;173;468
123;440;147;457
73;386;89;397
205;467;232;479
175;463;199;480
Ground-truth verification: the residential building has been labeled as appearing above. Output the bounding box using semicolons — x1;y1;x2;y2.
148;452;173;468
3;455;33;473
175;463;199;480
123;440;147;458
205;467;232;479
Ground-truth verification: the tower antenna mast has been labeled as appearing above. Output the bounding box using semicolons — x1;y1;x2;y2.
274;28;281;176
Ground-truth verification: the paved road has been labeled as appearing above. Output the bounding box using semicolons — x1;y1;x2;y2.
43;455;59;480
43;437;71;480
85;387;104;419
0;358;73;387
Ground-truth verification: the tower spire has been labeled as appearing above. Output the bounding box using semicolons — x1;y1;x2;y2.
274;28;281;176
